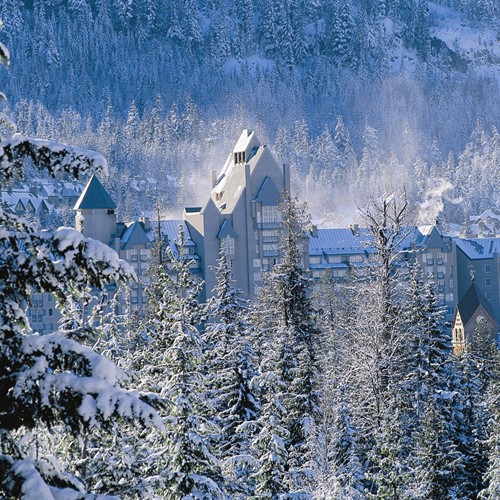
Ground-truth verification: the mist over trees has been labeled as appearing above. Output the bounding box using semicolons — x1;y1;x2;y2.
1;1;500;497
0;0;498;221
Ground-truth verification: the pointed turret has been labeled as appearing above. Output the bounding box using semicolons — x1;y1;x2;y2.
452;281;498;355
74;173;116;210
74;174;117;245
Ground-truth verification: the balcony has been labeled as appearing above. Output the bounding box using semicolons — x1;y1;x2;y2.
257;221;282;230
263;249;279;257
262;235;279;243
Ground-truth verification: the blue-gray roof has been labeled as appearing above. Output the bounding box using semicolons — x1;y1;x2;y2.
456;238;500;260
252;176;280;205
309;228;367;254
456;281;496;326
120;221;154;250
217;218;238;239
74;174;116;210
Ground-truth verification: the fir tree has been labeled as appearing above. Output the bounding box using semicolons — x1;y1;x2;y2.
204;245;260;496
252;195;320;495
0;37;161;496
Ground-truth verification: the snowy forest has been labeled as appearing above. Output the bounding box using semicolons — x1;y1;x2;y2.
1;0;500;498
0;0;498;222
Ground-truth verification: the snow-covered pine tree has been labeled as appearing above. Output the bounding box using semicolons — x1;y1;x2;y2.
404;273;465;498
482;363;500;498
155;225;225;498
251;322;290;499
402;265;452;436
452;319;500;498
312;385;365;499
59;288;158;497
252;195;320;496
204;244;260;497
0;33;162;496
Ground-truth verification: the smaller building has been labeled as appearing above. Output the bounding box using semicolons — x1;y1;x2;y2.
452;281;498;355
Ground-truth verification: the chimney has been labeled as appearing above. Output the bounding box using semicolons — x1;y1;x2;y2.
140;216;151;231
211;169;217;188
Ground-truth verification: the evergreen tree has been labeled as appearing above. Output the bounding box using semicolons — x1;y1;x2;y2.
251;322;290;499
252;195;320;495
0;39;161;496
482;361;500;498
204;245;260;496
159;226;225;498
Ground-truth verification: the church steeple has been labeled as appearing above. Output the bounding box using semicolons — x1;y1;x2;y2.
74;174;117;244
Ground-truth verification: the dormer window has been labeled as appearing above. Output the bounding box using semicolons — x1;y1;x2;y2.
234;151;246;164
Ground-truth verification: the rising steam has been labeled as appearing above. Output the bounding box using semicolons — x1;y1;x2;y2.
417;179;462;225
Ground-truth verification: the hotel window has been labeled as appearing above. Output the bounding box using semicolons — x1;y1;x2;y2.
262;230;277;242
261;206;280;224
486;278;492;287
328;255;342;264
349;254;363;263
485;264;491;273
224;236;235;255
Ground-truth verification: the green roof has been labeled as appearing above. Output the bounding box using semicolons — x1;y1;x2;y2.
73;174;116;210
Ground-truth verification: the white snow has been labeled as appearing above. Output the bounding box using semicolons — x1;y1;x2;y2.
13;459;53;500
224;54;276;77
428;2;500;78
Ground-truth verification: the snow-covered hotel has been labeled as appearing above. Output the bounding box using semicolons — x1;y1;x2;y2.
27;130;499;343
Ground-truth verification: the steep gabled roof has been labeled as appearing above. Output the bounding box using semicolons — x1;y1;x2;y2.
73;174;116;210
217;218;238;239
456;281;496;327
120;221;153;250
415;225;451;252
252;176;280;206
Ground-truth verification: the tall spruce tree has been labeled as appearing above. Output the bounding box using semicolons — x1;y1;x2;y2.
0;34;162;496
158;225;225;498
252;195;320;495
204;245;260;496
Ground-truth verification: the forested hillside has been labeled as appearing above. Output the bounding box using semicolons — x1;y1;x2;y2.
0;0;498;220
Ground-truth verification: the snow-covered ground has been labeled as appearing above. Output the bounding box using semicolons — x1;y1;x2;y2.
429;2;500;79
